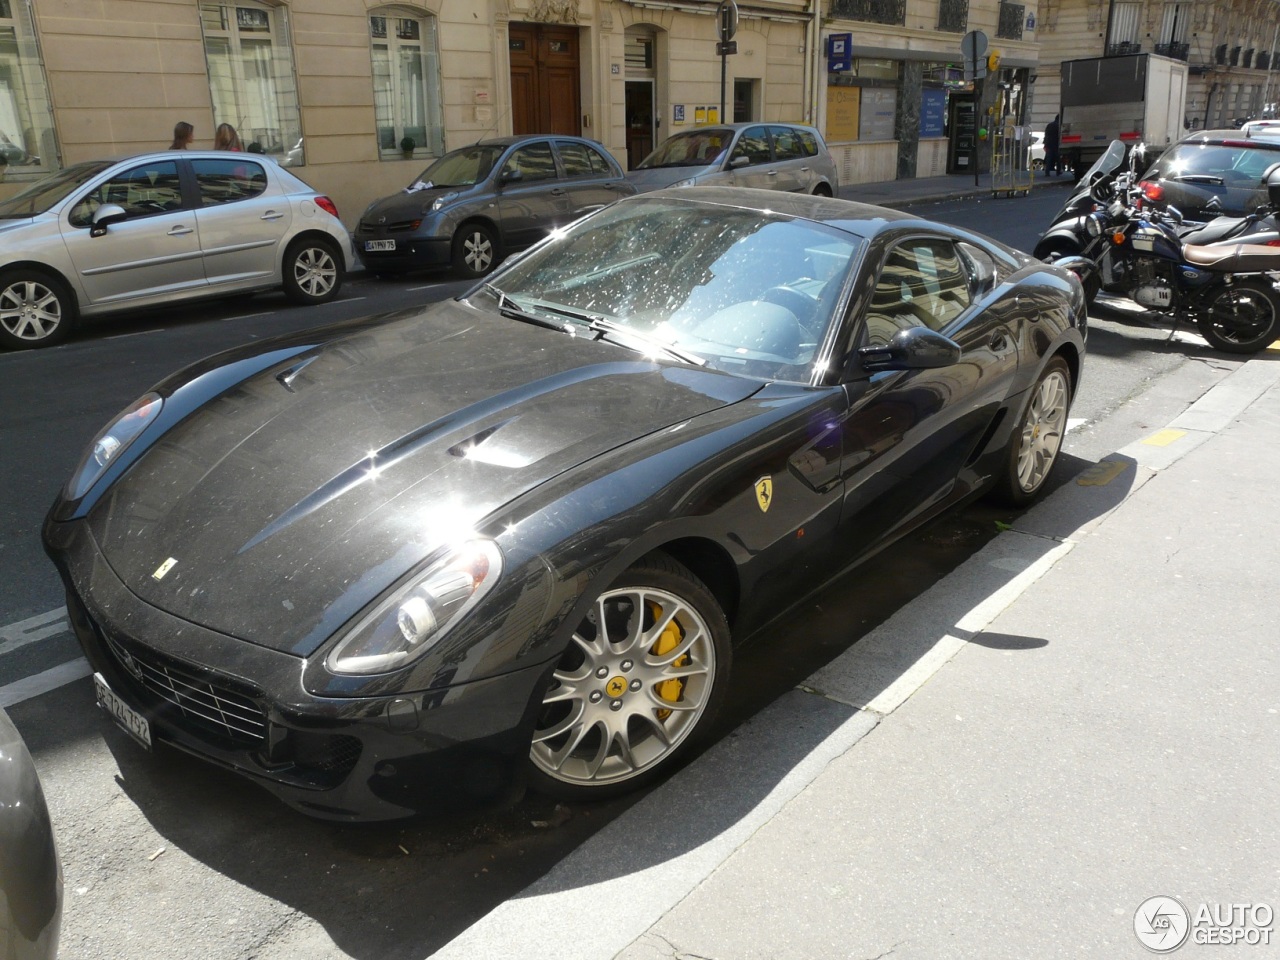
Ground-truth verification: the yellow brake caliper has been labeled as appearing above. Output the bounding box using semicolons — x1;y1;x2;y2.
649;602;688;721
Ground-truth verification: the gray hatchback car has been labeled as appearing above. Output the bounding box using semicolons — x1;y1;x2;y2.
0;151;354;350
355;134;636;279
626;122;839;196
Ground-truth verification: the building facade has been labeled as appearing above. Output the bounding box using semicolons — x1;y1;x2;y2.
1034;0;1280;132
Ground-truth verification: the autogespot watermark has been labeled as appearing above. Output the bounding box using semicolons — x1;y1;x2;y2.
1134;896;1274;952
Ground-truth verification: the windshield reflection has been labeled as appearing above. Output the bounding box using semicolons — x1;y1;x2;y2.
0;161;113;219
488;198;862;381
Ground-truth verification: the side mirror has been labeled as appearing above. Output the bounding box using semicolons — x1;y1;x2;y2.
498;168;523;185
89;203;128;238
729;155;751;169
1165;205;1184;225
856;326;962;373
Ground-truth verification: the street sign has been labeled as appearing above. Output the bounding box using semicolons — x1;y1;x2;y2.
960;29;988;63
717;0;738;43
827;33;853;72
716;40;738;56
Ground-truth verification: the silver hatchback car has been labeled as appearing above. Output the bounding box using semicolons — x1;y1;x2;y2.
626;122;839;196
0;151;355;350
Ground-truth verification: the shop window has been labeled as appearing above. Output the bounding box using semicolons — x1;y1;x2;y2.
0;0;59;178
199;2;304;165
370;9;444;160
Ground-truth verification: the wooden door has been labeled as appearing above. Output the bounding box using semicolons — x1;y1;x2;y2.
508;23;581;136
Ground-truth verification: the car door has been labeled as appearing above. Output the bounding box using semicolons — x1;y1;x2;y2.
59;159;205;306
766;125;809;192
190;157;291;288
834;236;1018;553
552;139;631;223
725;125;775;189
495;140;564;250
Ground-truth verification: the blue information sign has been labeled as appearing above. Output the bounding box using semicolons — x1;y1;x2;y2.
827;33;852;72
920;87;947;138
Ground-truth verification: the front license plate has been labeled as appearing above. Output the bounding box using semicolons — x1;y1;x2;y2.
364;239;396;252
94;672;152;750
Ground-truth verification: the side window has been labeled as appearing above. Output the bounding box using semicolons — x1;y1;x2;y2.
730;126;772;166
797;129;820;158
864;240;972;344
192;158;268;206
555;141;596;178
502;142;558;182
585;143;615;175
770;126;804;161
67;161;184;228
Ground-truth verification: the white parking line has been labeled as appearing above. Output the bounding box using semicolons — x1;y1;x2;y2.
0;607;70;655
0;658;91;708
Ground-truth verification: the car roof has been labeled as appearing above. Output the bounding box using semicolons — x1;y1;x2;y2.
471;134;601;149
1174;130;1280;148
636;185;924;238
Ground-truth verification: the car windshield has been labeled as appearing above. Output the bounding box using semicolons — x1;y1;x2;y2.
0;161;114;219
637;129;733;169
488;197;862;382
412;145;506;188
1144;142;1279;182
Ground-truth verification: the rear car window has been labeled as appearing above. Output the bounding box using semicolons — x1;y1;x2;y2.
770;126;804;161
797;129;820;157
193;158;268;206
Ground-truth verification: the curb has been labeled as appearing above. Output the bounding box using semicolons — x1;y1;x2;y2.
426;356;1279;960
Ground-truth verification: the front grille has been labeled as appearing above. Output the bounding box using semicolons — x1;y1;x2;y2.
357;218;420;235
104;635;267;747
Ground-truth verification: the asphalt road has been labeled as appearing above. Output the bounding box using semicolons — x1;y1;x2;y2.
0;191;1250;959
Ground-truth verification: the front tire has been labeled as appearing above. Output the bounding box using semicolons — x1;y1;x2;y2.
527;554;731;801
282;237;343;305
451;222;500;279
0;269;77;350
991;356;1073;506
1197;279;1280;354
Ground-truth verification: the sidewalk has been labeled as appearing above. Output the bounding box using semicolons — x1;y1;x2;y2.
837;169;1075;209
431;354;1280;960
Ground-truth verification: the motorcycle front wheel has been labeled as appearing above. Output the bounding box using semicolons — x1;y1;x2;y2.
1197;279;1280;354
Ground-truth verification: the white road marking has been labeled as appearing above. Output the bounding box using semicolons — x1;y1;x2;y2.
0;607;70;654
104;329;165;340
1067;417;1087;433
0;658;91;707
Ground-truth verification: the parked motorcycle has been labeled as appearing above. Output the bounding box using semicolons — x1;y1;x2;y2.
1044;140;1280;354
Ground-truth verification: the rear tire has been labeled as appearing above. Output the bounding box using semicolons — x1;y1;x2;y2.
991;356;1073;506
282;237;343;305
1197;279;1280;354
0;268;77;350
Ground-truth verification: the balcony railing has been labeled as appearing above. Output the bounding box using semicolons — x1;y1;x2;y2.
1106;41;1142;56
937;0;968;33
1154;41;1190;61
829;0;906;26
996;1;1024;40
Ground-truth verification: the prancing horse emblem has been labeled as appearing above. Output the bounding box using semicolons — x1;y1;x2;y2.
755;475;773;513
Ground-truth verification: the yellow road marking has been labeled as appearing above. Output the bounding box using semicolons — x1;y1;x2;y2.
1141;428;1187;447
1076;461;1128;486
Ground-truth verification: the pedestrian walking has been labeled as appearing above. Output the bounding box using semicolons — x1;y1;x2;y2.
1044;114;1060;176
213;123;243;151
169;121;194;150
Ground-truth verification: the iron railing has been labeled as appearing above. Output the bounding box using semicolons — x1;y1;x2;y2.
1154;41;1190;61
1106;41;1142;56
996;1;1024;40
937;0;968;34
830;0;906;26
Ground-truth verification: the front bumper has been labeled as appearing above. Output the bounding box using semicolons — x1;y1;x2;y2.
353;233;452;273
45;518;550;822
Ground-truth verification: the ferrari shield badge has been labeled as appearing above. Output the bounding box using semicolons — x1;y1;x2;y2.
754;475;773;513
152;557;178;581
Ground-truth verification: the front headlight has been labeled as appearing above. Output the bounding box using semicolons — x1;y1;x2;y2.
670;177;697;188
1085;211;1106;237
64;392;163;500
326;540;503;675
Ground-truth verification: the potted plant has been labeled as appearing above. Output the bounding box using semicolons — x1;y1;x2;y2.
400;135;415;158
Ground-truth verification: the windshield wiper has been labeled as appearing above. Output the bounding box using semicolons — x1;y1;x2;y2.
481;283;572;334
587;317;705;366
1172;174;1226;185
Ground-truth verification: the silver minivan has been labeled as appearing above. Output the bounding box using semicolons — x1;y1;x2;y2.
626;122;839;196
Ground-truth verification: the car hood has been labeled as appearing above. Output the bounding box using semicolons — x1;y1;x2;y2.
626;164;718;192
87;300;761;656
361;183;475;221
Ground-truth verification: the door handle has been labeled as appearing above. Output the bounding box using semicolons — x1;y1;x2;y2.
990;330;1010;351
167;225;194;236
260;211;284;221
767;170;779;176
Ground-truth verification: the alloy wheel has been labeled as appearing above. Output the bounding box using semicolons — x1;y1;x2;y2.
293;246;338;299
463;230;494;274
530;585;717;788
1016;368;1069;493
0;279;63;342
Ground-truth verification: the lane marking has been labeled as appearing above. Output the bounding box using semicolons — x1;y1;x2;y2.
0;607;70;655
0;658;91;708
104;329;165;340
1076;460;1129;487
